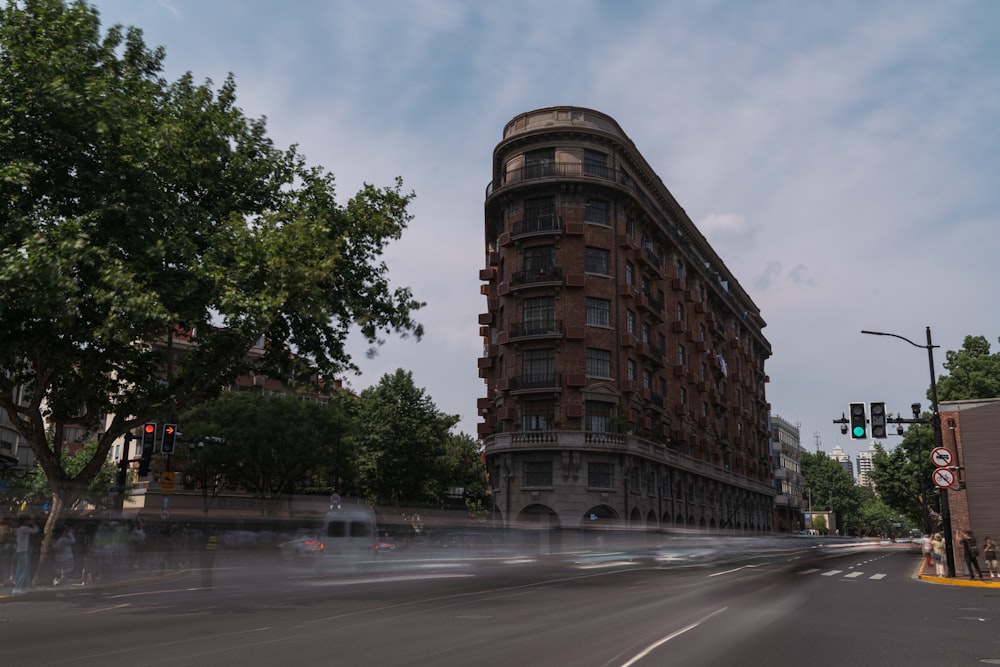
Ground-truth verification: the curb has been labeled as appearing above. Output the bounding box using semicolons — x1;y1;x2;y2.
916;559;1000;587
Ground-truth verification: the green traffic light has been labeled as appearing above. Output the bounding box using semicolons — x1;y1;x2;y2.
852;425;865;438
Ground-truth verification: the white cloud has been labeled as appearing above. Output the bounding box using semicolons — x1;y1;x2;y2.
90;0;1000;457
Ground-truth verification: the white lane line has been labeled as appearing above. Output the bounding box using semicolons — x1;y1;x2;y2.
844;572;864;579
870;574;887;580
821;570;843;576
618;607;728;667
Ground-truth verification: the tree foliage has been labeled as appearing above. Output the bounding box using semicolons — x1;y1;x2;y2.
935;335;1000;402
177;391;353;512
801;451;862;534
352;370;484;506
0;0;422;545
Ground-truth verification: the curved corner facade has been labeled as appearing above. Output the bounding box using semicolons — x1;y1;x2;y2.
478;107;774;534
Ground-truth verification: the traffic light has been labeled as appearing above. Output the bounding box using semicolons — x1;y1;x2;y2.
138;422;156;475
162;424;177;454
849;402;867;439
869;402;887;439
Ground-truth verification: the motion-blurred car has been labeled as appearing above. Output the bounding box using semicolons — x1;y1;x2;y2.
278;531;324;558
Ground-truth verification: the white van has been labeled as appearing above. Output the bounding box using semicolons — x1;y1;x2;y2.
319;501;378;560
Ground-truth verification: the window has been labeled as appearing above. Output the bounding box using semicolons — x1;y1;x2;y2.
584;199;609;225
523;400;555;431
626;310;636;335
627;358;636;381
677;303;685;322
525;148;555;178
641;322;650;344
588;462;614;489
678;344;686;365
585;246;609;274
585;400;613;433
680;387;687;404
629;466;640;494
586;348;611;378
699;323;706;342
586;297;610;327
701;361;707;380
524;245;554;273
524;197;556;232
523;297;555;335
642;369;652;389
524;461;553;487
625;262;634;285
523;349;555;385
583;149;609;178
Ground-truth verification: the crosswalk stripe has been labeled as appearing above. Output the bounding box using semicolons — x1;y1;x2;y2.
845;572;864;578
870;574;887;580
821;570;843;576
799;568;820;575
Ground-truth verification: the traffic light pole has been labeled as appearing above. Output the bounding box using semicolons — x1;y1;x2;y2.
861;327;954;577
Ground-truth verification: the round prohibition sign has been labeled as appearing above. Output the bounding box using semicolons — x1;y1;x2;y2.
932;467;955;489
931;447;954;467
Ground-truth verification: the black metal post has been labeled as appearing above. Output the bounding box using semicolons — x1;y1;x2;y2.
861;327;955;576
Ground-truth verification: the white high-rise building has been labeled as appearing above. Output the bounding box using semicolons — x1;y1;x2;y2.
829;445;854;480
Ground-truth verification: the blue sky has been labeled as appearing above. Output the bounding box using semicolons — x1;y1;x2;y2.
91;0;1000;464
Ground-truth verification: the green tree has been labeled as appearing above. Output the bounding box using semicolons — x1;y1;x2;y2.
935;335;1000;401
0;0;422;555
868;428;936;533
353;370;466;506
801;451;862;535
179;391;355;513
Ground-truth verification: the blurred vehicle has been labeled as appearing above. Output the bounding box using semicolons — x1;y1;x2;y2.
319;502;378;559
278;530;324;558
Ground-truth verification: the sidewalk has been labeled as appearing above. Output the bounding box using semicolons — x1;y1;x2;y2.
0;568;190;602
917;559;1000;587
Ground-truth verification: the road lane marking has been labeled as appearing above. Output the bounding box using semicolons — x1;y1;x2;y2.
870;574;887;580
845;572;864;579
821;570;843;576
618;607;728;667
799;568;820;575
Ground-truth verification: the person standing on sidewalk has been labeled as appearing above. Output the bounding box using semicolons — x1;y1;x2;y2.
931;533;947;576
13;515;39;594
983;537;998;579
960;529;984;580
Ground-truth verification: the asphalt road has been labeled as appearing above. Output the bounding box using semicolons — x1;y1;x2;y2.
2;544;998;666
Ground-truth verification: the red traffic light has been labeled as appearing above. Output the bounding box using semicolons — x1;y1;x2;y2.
144;423;156;434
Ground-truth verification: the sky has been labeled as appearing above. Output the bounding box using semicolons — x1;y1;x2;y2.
89;0;1000;465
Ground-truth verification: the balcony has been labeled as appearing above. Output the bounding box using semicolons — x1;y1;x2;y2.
510;266;563;290
509;373;562;393
482;430;776;497
511;212;561;240
508;320;563;341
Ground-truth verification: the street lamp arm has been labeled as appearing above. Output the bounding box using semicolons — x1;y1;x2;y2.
861;330;938;350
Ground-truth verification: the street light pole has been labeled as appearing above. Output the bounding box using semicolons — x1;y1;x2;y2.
861;326;955;577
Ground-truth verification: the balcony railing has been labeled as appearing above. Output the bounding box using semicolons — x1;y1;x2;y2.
511;266;563;287
509;320;563;339
484;430;775;496
511;212;560;238
509;373;562;391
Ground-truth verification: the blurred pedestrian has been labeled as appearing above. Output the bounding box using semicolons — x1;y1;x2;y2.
960;529;983;580
983;536;998;579
13;514;39;594
52;525;76;586
920;534;932;569
931;533;946;576
200;530;218;590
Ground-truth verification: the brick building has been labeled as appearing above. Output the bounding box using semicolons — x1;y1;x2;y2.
938;398;1000;549
478;107;773;534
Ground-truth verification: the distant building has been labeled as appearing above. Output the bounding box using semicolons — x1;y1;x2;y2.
856;444;878;489
829;446;854;480
769;415;805;532
478;107;774;534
